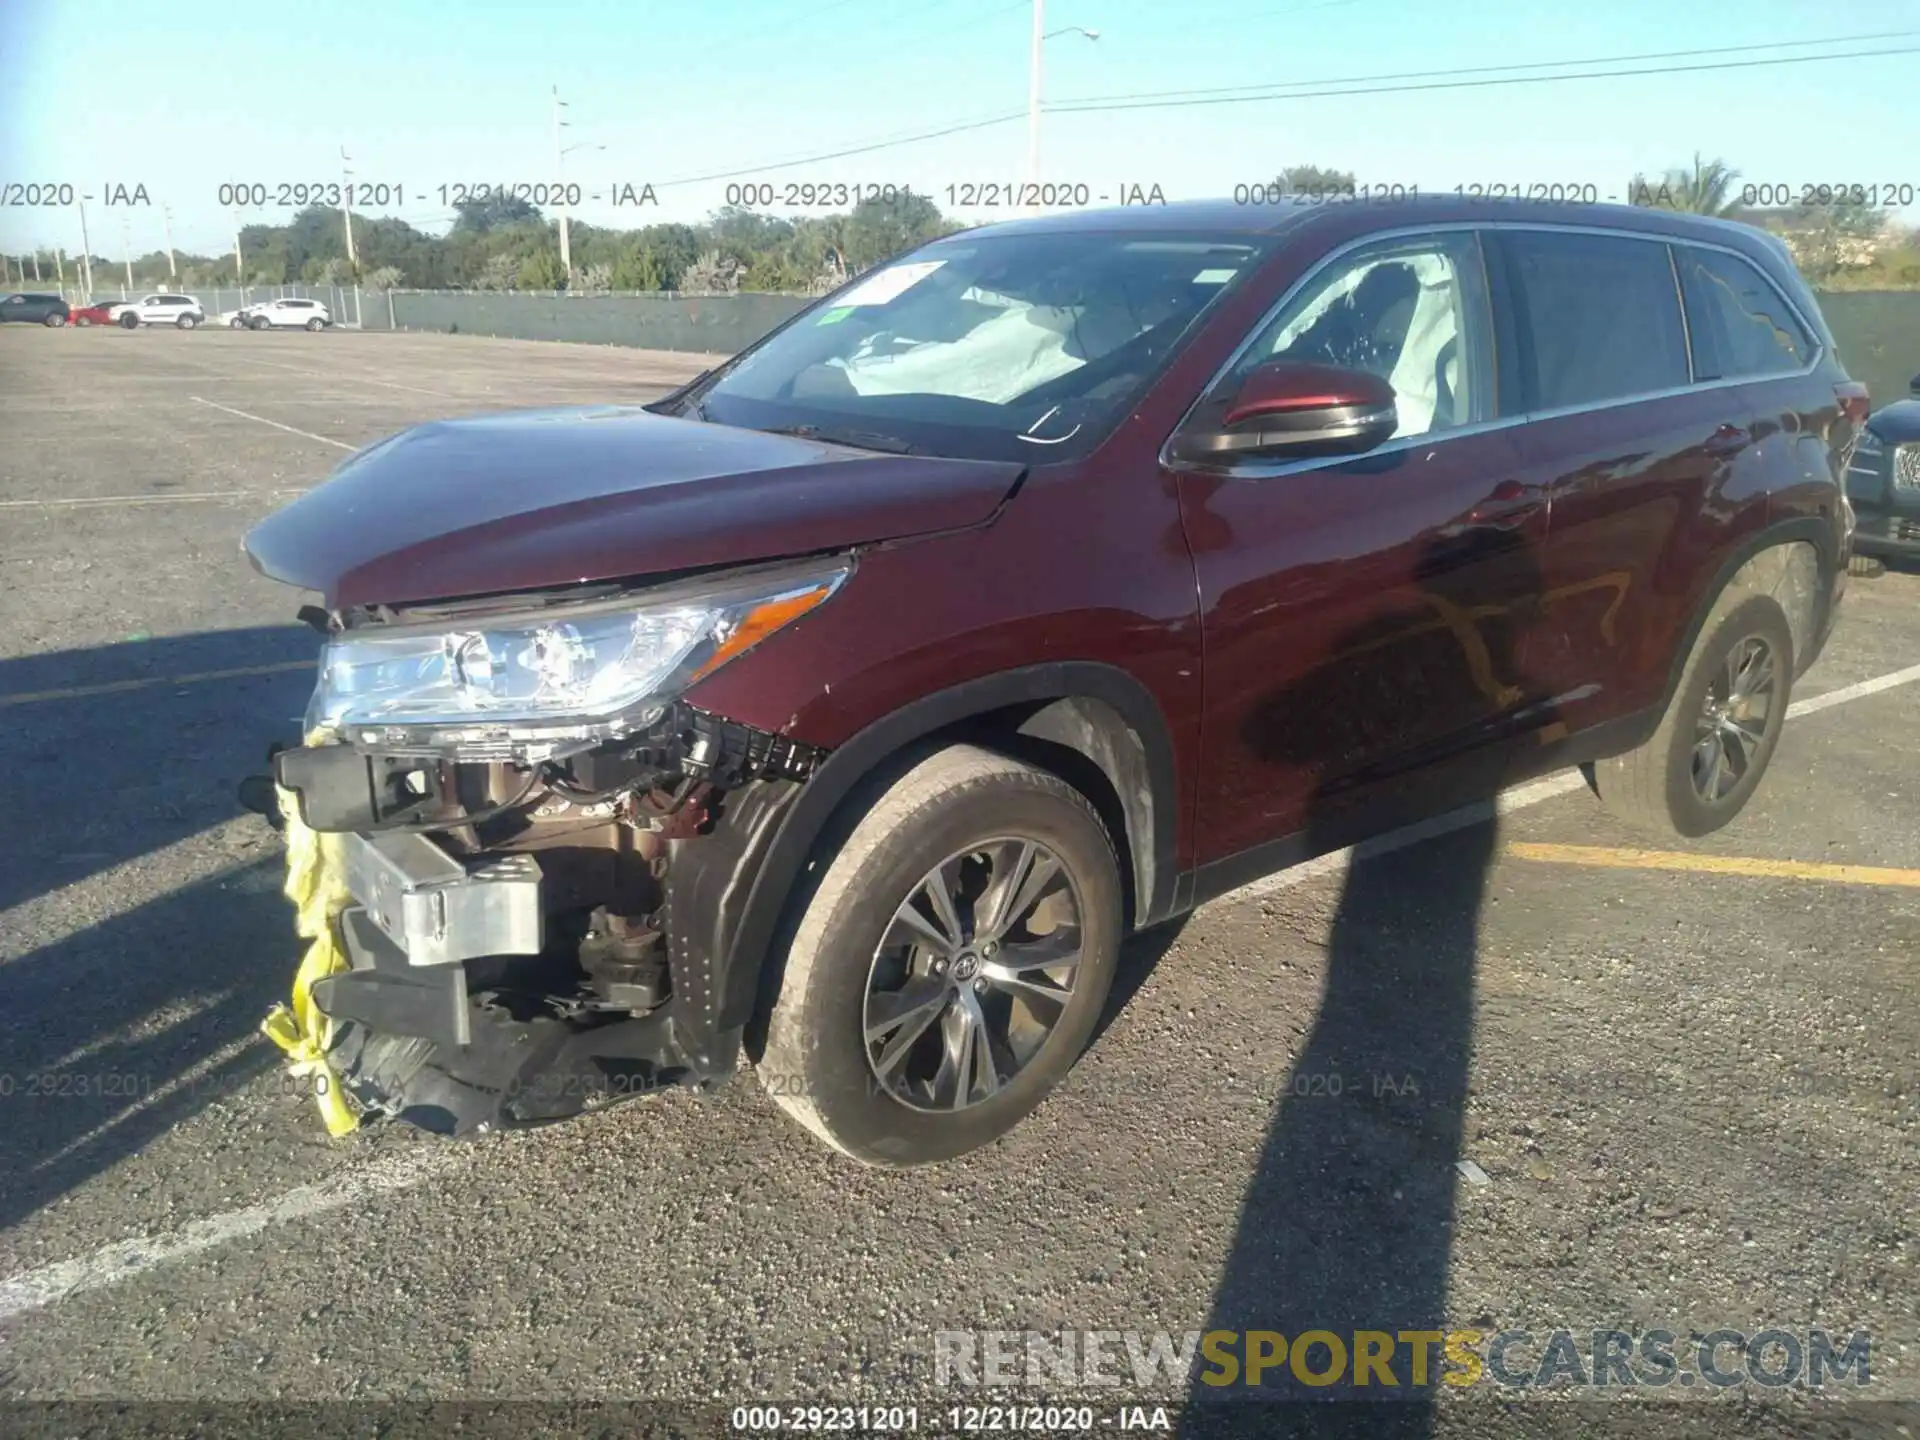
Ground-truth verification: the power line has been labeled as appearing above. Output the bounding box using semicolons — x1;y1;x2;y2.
635;30;1919;195
1048;39;1920;113
653;108;1026;188
1047;29;1920;108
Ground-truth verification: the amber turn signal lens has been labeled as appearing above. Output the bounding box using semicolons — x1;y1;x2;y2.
687;582;836;683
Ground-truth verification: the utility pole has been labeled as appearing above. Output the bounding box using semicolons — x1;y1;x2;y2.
163;205;177;279
30;251;41;282
55;246;65;292
340;147;358;270
234;210;246;296
121;215;134;292
1027;0;1044;204
77;197;94;299
552;86;572;282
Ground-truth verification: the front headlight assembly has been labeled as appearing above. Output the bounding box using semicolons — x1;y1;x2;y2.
307;559;849;762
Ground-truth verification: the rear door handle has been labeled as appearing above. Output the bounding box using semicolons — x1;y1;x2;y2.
1466;479;1545;528
1704;423;1750;458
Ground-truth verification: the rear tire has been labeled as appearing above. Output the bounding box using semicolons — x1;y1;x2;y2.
44;313;66;327
306;316;324;331
1591;594;1794;838
176;314;198;329
758;744;1123;1167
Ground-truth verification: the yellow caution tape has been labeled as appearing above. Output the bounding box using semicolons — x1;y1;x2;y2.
259;730;362;1136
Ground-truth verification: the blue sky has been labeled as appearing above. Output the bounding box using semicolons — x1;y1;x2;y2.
2;0;1916;257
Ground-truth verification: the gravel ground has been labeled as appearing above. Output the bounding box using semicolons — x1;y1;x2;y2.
0;326;1914;1439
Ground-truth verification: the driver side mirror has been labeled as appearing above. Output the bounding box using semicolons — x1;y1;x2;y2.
1171;361;1398;466
1910;372;1919;398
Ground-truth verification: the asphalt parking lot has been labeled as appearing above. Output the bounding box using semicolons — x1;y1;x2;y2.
0;325;1915;1437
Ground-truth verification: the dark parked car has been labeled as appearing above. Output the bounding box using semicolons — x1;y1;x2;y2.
241;197;1858;1163
1;292;70;326
1844;372;1920;565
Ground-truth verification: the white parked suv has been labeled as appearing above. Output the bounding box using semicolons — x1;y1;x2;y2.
118;294;206;329
230;297;333;331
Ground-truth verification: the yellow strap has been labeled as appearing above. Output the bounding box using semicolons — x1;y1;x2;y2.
258;730;362;1137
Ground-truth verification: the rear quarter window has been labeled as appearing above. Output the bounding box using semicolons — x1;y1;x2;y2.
1676;246;1815;380
1497;229;1690;410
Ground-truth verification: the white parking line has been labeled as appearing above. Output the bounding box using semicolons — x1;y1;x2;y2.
1;657;1915;1318
188;396;357;450
230;355;461;399
0;489;308;510
0;1151;453;1321
1214;659;1920;906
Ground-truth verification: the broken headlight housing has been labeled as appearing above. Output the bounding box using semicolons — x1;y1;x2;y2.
308;559;848;762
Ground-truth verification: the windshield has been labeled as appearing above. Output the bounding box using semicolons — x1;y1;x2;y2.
679;230;1270;462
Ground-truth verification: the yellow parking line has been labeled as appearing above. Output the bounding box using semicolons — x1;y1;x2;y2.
0;659;314;709
1508;842;1920;888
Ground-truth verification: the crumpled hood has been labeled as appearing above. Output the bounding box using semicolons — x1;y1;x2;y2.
243;406;1025;609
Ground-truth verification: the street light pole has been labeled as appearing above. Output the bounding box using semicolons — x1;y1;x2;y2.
1027;0;1045;199
121;215;133;292
552;86;571;281
76;198;93;299
340;147;359;269
1026;7;1099;212
163;205;177;279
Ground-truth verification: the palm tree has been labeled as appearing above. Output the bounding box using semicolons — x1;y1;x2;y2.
1630;153;1742;217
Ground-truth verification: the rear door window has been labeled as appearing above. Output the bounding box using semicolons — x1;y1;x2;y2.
1675;246;1815;381
1495;229;1690;411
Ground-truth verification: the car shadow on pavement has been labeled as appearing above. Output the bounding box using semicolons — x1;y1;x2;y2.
0;626;315;1235
1181;531;1554;1438
0;860;294;1236
0;625;314;913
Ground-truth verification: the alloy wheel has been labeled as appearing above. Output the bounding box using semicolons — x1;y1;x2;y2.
862;838;1084;1112
1691;634;1777;803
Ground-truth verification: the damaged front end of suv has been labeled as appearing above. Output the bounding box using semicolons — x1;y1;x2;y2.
228;399;1027;1141
245;559;844;1138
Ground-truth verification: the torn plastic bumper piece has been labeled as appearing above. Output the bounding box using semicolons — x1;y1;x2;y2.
312;909;709;1137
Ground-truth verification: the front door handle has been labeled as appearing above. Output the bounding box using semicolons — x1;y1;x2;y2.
1466;479;1544;528
1704;423;1750;458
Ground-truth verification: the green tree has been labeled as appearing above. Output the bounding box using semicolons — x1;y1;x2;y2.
1630;154;1741;216
517;249;566;290
1271;164;1357;198
843;190;946;270
453;193;543;234
611;244;666;291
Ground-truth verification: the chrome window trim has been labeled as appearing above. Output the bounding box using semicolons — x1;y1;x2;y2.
1162;218;1825;482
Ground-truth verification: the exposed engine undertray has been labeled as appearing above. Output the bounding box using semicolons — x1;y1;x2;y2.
316;908;708;1136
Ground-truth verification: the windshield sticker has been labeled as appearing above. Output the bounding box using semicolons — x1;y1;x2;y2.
1192;268;1239;284
814;306;855;326
835;259;946;308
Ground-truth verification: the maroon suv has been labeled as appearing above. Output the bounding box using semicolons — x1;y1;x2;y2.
243;197;1858;1164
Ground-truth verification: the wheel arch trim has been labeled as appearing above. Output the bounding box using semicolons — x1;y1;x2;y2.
706;662;1182;1040
1659;517;1835;715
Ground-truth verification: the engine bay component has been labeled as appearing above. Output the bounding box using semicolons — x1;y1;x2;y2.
252;698;828;1139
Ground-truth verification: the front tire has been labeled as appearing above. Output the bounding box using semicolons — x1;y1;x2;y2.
1592;593;1794;838
758;744;1123;1167
119;311;139;329
250;315;270;331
